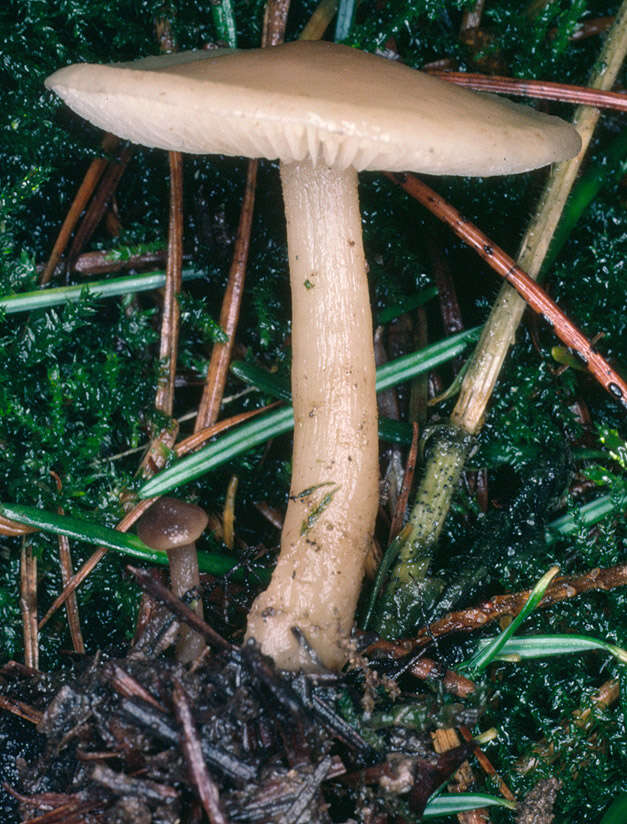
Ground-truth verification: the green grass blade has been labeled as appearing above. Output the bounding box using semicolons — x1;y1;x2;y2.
476;634;627;664
0;502;236;575
376;285;439;325
334;0;357;40
601;793;627;824
546;491;627;541
140;329;480;499
423;792;516;818
0;268;205;314
140;406;294;497
458;566;560;676
211;0;237;47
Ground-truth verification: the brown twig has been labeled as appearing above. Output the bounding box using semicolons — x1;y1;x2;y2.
262;0;291;47
49;471;85;654
369;564;627;656
459;726;515;802
194;161;258;431
40;133;119;284
409;657;476;698
20;541;38;670
387;173;627;409
127;564;233;652
0;694;43;725
299;0;338;40
65;142;133;270
429;71;627;112
431;727;492;823
173;678;229;824
154;150;184;417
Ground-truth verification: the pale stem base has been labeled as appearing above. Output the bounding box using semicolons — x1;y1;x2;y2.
246;160;378;670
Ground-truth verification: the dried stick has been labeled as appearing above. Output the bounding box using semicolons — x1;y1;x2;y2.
377;6;627;633
388;173;627;406
370;564;627;656
49;472;85;654
20;541;38;670
173;678;229;824
65;143;133;270
194;161;258;431
452;2;627;435
299;0;338;40
154;151;184;417
429;72;627;112
40;133;119;284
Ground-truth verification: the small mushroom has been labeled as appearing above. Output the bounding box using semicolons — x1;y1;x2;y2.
136;497;208;662
46;42;580;670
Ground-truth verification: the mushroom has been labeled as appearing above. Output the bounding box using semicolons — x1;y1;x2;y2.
46;41;580;671
136;496;208;662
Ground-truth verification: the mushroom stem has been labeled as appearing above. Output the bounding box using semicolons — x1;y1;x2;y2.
167;542;205;663
245;160;379;671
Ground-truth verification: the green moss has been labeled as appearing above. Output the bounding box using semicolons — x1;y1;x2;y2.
0;1;625;820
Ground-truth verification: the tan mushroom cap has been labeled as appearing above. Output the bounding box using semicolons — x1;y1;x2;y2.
137;497;208;551
46;41;581;176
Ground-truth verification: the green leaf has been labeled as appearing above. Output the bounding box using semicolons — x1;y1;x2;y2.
601;793;627;824
0;502;236;575
423;792;516;818
475;634;627;664
0;268;205;314
140;329;479;498
458;566;560;676
546;491;627;541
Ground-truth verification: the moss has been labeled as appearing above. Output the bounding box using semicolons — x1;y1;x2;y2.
0;1;625;820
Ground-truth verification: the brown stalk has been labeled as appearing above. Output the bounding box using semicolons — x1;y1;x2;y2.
387;172;627;408
154;150;184;417
173;678;229;824
65;142;133;270
20;541;38;670
35;404;279;626
458;726;516;802
40;133;119;284
369;564;627;656
299;0;339;40
459;0;484;35
194;0;291;432
431;727;493;823
0;694;43;725
55;531;85;654
49;471;85;654
430;71;627;112
194;160;258;431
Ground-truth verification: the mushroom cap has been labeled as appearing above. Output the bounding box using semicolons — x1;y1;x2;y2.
46;41;580;176
137;497;208;551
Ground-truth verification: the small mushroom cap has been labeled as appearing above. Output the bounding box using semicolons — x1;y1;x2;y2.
137;497;208;551
46;41;580;176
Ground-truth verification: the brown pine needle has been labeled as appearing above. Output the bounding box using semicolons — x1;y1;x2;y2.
20;543;38;670
36;404;279;626
40;133;119;285
387;173;627;409
194;160;258;431
368;564;627;656
154;151;184;417
429;71;627;112
65;142;133;271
